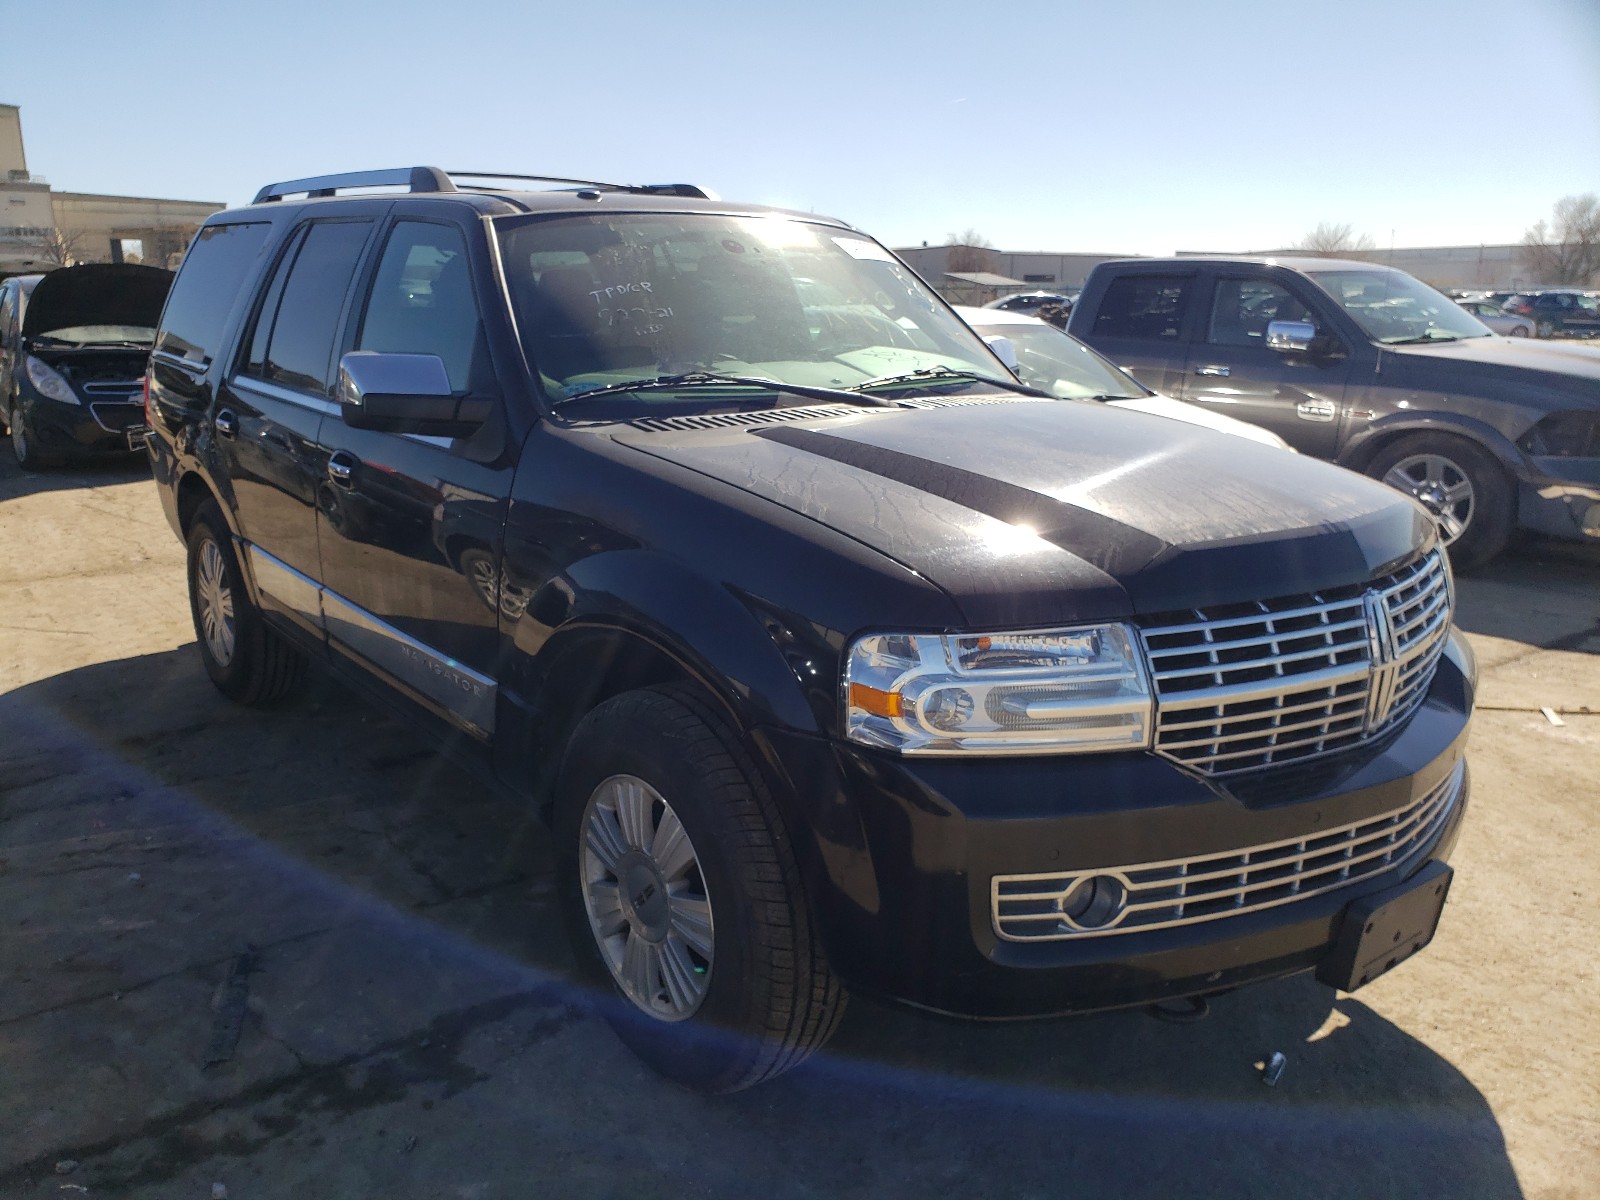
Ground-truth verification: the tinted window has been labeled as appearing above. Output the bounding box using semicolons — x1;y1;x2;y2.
157;222;271;363
243;229;303;378
1092;275;1191;340
356;221;490;393
1207;278;1315;347
256;221;371;394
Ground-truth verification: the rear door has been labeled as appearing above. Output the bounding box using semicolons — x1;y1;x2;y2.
1177;269;1352;457
217;215;377;631
312;211;516;740
1075;270;1199;393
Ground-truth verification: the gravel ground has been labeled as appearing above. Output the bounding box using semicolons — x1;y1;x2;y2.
1;455;1596;1200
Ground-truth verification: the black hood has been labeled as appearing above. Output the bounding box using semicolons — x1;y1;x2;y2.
612;399;1436;628
22;263;173;339
1382;335;1600;406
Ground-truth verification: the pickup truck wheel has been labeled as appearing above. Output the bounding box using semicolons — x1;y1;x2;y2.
186;501;308;705
1368;434;1513;571
554;684;845;1092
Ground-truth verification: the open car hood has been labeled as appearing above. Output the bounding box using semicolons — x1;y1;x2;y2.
22;263;174;339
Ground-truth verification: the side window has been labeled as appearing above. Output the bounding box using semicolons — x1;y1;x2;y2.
356;221;490;394
1092;275;1192;340
1207;278;1315;348
246;221;372;395
156;222;272;364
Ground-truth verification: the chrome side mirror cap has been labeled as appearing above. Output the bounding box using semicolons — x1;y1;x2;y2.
336;351;484;436
1266;320;1317;353
983;334;1018;371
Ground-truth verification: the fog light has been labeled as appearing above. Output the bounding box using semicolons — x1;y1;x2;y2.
1058;874;1129;930
1582;502;1600;538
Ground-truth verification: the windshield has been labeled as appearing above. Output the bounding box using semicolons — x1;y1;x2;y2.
30;323;156;346
967;319;1146;400
1307;269;1493;344
497;214;1003;406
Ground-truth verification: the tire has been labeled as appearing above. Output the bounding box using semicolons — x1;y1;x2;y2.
1367;433;1514;571
554;684;845;1092
1509;325;1530;338
185;500;308;705
9;399;61;470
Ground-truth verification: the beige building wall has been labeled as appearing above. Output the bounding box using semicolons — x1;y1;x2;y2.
51;192;225;269
0;103;28;179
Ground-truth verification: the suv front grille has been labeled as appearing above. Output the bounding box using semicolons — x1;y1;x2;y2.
992;760;1463;942
1137;551;1451;776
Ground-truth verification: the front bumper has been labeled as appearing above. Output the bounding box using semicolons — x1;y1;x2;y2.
1519;456;1600;541
756;630;1475;1019
21;392;147;456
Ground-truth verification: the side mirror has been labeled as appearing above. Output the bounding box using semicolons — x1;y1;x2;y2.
1266;320;1317;353
983;334;1018;371
336;351;486;437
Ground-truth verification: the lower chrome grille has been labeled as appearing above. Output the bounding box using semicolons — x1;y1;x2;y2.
1138;551;1452;775
992;761;1464;942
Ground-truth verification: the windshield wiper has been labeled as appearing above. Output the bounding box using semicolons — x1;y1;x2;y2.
1382;332;1465;345
848;366;1053;398
554;371;897;408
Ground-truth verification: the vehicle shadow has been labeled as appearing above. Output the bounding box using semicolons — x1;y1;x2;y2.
1452;543;1599;653
0;646;1523;1199
0;449;151;501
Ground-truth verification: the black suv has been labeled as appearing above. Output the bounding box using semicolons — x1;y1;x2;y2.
1067;257;1600;568
147;169;1474;1091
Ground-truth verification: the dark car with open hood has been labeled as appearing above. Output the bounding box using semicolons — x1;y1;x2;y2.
0;263;173;468
145;169;1475;1092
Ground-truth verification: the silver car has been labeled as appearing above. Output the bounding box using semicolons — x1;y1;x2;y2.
1455;298;1533;337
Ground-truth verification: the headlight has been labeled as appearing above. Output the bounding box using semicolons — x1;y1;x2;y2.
25;356;79;405
843;624;1154;755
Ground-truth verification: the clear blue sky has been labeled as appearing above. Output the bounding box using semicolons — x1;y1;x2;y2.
5;0;1598;254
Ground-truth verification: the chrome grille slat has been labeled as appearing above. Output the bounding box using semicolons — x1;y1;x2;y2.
1138;551;1452;776
992;763;1463;941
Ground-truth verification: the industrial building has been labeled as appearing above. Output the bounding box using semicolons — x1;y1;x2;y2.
1;103;223;276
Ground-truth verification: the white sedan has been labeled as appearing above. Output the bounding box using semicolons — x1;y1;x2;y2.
956;306;1294;450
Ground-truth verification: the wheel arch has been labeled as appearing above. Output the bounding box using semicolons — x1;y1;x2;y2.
1337;412;1526;479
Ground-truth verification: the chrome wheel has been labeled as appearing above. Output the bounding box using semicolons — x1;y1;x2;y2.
580;774;714;1021
196;538;237;666
1384;452;1474;544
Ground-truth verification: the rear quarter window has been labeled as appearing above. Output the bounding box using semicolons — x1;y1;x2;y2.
1092;275;1193;340
156;222;272;364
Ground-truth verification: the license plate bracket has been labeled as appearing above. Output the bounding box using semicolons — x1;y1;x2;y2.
126;425;150;452
1317;860;1453;992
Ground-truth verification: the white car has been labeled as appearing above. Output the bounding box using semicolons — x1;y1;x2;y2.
956;306;1294;450
1454;298;1533;338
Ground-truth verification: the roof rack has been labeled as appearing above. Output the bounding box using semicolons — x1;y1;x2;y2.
251;167;714;206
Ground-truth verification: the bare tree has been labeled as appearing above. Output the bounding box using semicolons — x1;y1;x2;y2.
946;228;996;273
1521;194;1600;286
39;226;88;267
1296;222;1377;256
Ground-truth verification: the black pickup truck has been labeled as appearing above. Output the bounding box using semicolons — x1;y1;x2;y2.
1067;257;1600;568
146;172;1473;1091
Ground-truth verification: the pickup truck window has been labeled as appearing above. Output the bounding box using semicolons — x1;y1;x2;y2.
1305;268;1491;345
1207;279;1315;347
1091;275;1191;340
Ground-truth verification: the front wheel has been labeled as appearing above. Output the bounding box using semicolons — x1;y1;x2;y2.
1367;434;1513;571
9;399;60;470
1508;324;1530;337
554;685;845;1092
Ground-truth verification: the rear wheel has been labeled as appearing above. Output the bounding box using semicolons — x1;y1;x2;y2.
554;684;845;1092
1368;433;1513;571
186;501;308;705
1508;324;1530;337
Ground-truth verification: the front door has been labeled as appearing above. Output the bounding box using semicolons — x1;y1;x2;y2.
313;214;515;740
1178;273;1352;457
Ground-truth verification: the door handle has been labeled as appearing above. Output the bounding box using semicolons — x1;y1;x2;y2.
327;451;358;488
1194;365;1231;377
215;409;238;438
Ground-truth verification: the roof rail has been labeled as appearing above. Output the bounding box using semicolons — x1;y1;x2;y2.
250;168;716;207
446;171;715;200
251;167;458;205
